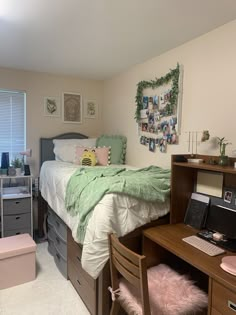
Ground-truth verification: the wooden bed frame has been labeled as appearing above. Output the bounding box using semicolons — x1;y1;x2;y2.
38;132;169;315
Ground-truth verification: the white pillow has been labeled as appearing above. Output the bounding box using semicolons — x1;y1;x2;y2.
53;138;97;162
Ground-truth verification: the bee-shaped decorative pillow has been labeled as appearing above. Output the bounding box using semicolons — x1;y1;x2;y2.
80;149;97;166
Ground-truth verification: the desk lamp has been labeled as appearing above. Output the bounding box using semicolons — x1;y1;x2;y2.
20;149;32;175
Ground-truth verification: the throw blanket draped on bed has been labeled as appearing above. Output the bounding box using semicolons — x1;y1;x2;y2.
65;166;171;243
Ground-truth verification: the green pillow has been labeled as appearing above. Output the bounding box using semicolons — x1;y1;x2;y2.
96;135;127;164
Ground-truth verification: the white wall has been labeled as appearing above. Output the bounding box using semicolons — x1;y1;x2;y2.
0;68;103;176
103;20;236;169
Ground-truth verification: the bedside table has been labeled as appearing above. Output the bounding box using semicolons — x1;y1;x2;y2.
0;175;33;238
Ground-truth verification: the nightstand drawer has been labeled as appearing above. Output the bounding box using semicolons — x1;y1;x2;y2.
4;227;31;237
4;213;31;230
3;198;31;215
212;280;236;314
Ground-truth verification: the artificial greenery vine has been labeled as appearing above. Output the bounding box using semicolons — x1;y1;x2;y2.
135;63;180;122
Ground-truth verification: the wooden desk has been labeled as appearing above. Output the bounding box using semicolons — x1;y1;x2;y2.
143;223;236;315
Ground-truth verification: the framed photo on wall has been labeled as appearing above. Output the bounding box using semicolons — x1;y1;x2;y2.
63;92;82;123
84;100;97;119
44;96;60;117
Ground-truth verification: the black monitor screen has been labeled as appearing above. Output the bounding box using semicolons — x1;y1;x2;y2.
206;205;236;239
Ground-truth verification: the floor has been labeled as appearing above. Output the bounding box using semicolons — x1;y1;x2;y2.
0;242;90;315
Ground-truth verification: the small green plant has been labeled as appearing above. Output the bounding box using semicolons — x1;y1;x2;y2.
11;157;23;168
217;137;231;156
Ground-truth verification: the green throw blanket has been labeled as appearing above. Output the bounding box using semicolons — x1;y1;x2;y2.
65;166;171;243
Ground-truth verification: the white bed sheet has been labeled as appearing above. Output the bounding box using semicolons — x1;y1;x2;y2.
40;161;170;279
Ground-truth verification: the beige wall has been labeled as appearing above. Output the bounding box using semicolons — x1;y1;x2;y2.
103;20;236;169
1;19;236;175
0;68;104;176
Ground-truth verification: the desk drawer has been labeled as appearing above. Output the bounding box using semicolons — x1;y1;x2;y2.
212;280;236;314
4;213;31;230
68;258;97;315
211;308;222;315
3;198;31;215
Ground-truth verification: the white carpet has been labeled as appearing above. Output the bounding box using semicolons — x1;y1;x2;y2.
0;242;90;315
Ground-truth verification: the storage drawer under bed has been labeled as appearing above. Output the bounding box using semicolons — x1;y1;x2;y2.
47;207;67;278
48;220;67;260
47;207;67;242
67;227;97;315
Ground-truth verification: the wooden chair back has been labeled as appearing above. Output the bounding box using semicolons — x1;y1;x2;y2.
108;233;151;315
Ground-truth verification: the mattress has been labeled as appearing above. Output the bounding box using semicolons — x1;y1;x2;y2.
40;161;170;278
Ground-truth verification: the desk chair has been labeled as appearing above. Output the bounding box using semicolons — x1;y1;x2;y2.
108;233;208;315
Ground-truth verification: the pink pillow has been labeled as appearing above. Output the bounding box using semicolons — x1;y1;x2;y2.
75;146;111;166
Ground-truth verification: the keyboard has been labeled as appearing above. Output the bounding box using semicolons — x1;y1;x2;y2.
182;235;225;256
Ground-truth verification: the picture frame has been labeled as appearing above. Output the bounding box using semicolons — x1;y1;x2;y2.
149;138;156;152
224;190;232;203
44;97;60;117
63;92;82;124
84;100;97;119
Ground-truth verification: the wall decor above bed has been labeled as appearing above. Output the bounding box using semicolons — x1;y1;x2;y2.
135;63;183;153
84;99;98;119
63;92;82;124
44;96;60;117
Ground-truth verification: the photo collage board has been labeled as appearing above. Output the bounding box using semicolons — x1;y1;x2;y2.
139;84;181;153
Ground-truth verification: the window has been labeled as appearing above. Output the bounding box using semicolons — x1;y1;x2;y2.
0;90;26;165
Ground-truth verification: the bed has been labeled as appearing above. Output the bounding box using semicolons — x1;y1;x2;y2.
39;132;170;315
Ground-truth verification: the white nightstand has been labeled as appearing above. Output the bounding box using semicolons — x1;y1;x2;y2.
0;175;33;238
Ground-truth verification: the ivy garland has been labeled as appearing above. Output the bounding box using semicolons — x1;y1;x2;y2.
135;63;180;122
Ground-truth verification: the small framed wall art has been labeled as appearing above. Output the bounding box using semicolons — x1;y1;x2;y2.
84;100;97;119
63;92;82;123
44;96;60;117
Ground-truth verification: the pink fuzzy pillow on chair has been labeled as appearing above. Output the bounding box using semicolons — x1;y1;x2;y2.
118;264;208;315
74;146;111;166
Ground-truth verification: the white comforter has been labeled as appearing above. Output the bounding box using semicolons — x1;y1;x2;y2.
40;161;169;279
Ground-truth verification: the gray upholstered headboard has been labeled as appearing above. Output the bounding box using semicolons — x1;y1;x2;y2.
40;132;88;167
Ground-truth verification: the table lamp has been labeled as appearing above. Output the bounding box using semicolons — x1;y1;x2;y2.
20;149;32;175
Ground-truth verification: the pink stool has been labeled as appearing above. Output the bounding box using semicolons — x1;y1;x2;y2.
0;234;36;289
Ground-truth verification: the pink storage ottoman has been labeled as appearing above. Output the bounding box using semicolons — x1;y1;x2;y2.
0;233;36;289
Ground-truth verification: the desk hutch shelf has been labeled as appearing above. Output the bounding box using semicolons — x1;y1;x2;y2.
170;154;236;224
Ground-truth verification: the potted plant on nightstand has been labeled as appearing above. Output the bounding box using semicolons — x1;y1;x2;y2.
11;157;23;176
217;137;231;166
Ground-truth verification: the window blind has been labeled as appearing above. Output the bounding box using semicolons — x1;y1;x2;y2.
0;90;26;165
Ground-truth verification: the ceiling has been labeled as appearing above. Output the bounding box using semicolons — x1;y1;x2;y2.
1;0;236;80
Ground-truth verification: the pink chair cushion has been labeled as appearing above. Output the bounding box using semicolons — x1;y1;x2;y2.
118;264;208;315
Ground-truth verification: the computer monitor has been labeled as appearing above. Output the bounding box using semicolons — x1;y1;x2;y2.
206;204;236;240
